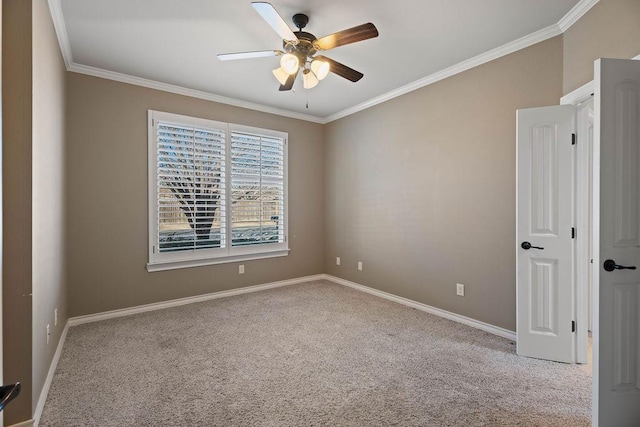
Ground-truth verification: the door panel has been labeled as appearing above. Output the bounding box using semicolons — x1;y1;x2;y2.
611;284;640;392
613;83;639;247
595;58;640;426
517;105;575;363
531;124;559;235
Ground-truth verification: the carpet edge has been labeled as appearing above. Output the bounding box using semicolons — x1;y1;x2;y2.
67;274;326;327
32;321;69;427
324;274;517;341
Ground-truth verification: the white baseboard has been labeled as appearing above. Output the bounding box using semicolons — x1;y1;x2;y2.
67;272;515;339
8;419;34;427
68;274;326;326
323;274;517;341
32;322;69;426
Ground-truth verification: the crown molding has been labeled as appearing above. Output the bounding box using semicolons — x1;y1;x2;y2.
68;63;325;124
49;0;599;125
48;0;73;69
558;0;600;32
324;23;562;123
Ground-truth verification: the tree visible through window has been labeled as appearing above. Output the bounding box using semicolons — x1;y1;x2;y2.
157;123;225;252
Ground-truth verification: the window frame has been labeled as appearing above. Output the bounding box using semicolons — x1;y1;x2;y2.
147;110;289;272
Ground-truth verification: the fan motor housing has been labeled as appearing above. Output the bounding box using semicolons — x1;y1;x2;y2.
284;31;317;59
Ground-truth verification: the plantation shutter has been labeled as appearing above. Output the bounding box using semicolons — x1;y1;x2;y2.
156;120;226;253
230;130;285;247
149;110;288;271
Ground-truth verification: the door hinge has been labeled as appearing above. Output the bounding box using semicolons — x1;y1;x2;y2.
571;227;576;239
572;321;576;333
153;245;156;254
571;133;576;145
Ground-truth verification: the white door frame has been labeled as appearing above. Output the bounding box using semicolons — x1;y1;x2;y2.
562;82;598;367
0;1;4;425
572;98;594;364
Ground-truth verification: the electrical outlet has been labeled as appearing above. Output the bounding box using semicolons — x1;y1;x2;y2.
357;261;363;271
336;257;341;266
46;324;50;344
239;264;245;274
54;308;58;326
456;283;465;297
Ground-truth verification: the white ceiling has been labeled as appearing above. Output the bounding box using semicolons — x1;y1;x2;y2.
56;0;585;121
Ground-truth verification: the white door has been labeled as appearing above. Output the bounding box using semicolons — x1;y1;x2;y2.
593;58;640;426
516;105;575;363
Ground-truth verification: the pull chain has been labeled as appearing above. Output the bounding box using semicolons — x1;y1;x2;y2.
306;89;309;109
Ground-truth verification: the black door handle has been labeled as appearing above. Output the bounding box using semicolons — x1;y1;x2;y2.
521;241;544;250
603;259;637;272
0;382;20;412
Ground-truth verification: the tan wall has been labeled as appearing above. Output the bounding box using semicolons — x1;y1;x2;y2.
324;37;563;331
32;0;67;412
66;73;325;317
563;0;640;94
2;0;32;423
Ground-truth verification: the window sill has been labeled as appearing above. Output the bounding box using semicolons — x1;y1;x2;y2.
147;249;290;272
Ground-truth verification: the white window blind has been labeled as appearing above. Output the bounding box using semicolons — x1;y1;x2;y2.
156;120;226;254
148;111;288;271
231;131;285;247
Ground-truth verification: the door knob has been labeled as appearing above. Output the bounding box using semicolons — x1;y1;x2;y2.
521;241;544;250
603;259;637;272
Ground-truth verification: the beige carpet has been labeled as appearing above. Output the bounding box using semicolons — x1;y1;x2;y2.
40;280;591;426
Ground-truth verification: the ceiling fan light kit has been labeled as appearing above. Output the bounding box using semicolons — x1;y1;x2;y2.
218;2;379;92
272;66;290;85
302;69;319;89
311;59;330;80
280;53;299;75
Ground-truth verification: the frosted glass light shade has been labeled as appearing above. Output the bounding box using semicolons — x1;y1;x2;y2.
311;59;330;80
272;67;289;85
280;53;299;75
302;69;319;89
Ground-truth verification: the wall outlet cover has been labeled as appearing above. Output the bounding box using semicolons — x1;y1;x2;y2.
456;283;465;296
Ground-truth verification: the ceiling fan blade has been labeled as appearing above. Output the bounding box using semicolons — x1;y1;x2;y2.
217;50;283;61
315;56;363;82
314;23;378;51
279;69;299;91
251;2;298;42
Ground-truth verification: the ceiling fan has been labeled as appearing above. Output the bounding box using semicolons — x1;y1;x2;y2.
217;2;379;91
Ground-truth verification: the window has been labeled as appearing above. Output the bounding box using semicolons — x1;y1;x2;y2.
148;111;288;271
